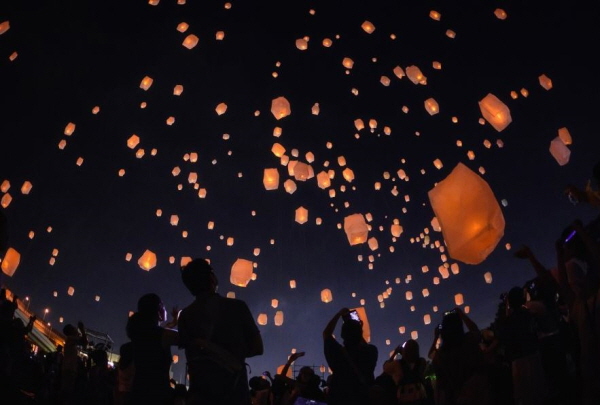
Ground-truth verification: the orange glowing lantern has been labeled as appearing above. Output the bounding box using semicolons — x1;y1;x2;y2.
295;38;308;50
295;207;308;224
20;181;32;195
182;34;199;49
361;21;375;34
215;102;227;115
406;66;426;85
271;97;291;120
138;250;157;271
68;286;75;296
558;127;572;145
64;122;76;136
230;258;253;287
0;21;10;35
538;74;553;90
127;135;140;149
343;58;354;69
321;288;333;303
344;214;369;245
424;98;439;115
428;163;505;265
317;171;331;189
263;168;279;190
1;248;21;277
274;311;284;326
257;313;267;325
454;293;464;306
550;137;571;166
478;93;512;132
139;76;153;91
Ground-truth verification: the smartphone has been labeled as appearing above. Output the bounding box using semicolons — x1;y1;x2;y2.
348;309;360;322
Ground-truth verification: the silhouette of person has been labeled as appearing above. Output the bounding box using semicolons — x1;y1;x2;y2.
179;258;264;405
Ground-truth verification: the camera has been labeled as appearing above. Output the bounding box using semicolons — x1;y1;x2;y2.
344;309;360;322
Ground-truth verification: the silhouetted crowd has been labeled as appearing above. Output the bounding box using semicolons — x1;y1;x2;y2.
1;162;599;405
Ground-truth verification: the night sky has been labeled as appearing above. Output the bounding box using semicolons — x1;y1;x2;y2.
1;0;599;382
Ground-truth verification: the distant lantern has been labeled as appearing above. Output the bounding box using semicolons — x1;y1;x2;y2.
95;295;100;302
322;38;332;47
263;168;280;190
177;22;189;32
455;293;464;306
405;291;413;301
368;237;379;251
380;76;391;86
290;280;296;289
68;286;75;296
295;38;308;50
1;248;21;277
549;136;571;166
271;96;291;120
170;215;179;226
20;181;32;195
484;272;493;284
424;314;431;325
271;143;286;157
216;30;225;40
182;34;199;49
451;263;460;274
257;313;268;325
354;119;364;131
342;168;355;182
317;171;331;189
138;250;157;271
431;217;441;232
446;30;456;39
494;9;507;19
311;103;320;115
1;193;12;208
0;21;10;35
558;127;572;145
125;253;132;262
274;311;284;326
0;180;9;193
64;122;76;136
342;58;354;69
406;66;426;85
361;20;375;33
539;74;552;90
429;10;441;20
231;259;253;287
422;288;430;297
284;179;297;194
478;93;512;132
215;102;228;115
428;162;505;265
9;52;18;61
173;85;184;95
391;224;403;237
140;76;153;90
393;66;405;79
166;116;175;125
295;206;309;224
343;213;369;245
424;98;439;115
321;288;333;303
127;134;140;149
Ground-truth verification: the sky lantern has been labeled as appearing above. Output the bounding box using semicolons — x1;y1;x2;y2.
263;168;280;190
0;180;9;193
354;119;364;131
271;142;286;157
295;38;308;50
343;57;354;69
431;217;441;231
343;213;369;245
558;127;572;145
1;194;12;208
406;66;426;85
215;102;228;115
170;215;179;226
478;93;512;132
127;134;140;149
176;22;189;32
64;122;76;136
429;10;441;20
257;313;267;326
284;179;297;194
182;34;199;49
231;258;253;287
173;85;184;95
538;74;552;90
317;171;331;189
1;247;20;277
271;299;278;308
393;66;405;79
424;98;439;115
139;76;153;90
494;8;507;19
428;162;505;265
380;76;391;86
391;223;403;237
274;311;284;326
68;286;75;296
322;38;332;47
0;21;10;35
484;272;493;284
295;206;309;224
292;162;310;181
216;31;225;40
405;291;413;301
290;280;296;289
138;250;157;271
311;103;320;115
454;293;464;306
342;168;355;182
424;314;431;325
549;136;571;166
21;181;33;195
361;20;375;34
368;237;379;251
321;288;333;303
271;96;291;120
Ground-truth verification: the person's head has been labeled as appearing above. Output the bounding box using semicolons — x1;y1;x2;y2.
63;323;78;337
507;286;526;310
137;293;166;323
402;339;420;362
91;347;108;367
341;319;363;346
297;366;316;384
181;258;218;296
440;310;464;348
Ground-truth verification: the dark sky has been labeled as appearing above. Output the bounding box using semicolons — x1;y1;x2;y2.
1;0;599;381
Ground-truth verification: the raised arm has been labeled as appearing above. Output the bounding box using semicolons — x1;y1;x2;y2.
455;307;479;333
323;308;348;340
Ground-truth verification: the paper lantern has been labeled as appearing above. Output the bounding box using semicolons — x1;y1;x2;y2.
484;272;493;284
450;263;460;274
271;143;286;157
289;280;296;289
177;22;189;33
343;214;369;245
558;127;572;145
429;10;441;20
295;207;308;224
0;21;10;35
135;249;157;271
320;288;333;303
215;31;225;40
230;258;253;287
406;66;426;85
68;286;75;296
380;76;391;86
422;288;430;297
454;293;464;306
342;168;355;182
271;96;291;120
405;291;413;301
424;98;439;115
361;20;375;34
274;311;284;326
263;168;279;190
478;93;512;132
284;179;297;194
391;224;403;237
317;171;331;189
424;314;431;325
368;237;379;251
1;247;20;277
0;180;9;193
295;38;308;50
182;34;199;49
322;38;332;47
215;102;228;115
64;122;76;136
494;9;507;20
1;193;12;208
257;313;267;325
127;135;140;149
343;58;354;69
20;181;32;195
538;74;552;90
549;136;571;166
428;163;505;265
139;76;153;90
393;66;405;79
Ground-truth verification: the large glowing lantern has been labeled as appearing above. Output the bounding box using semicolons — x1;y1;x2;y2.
344;214;369;246
321;288;333;303
428;163;505;265
271;96;291;120
406;66;426;85
424;98;439;115
263;168;279;190
295;207;308;224
549;136;571;166
138;250;157;271
317;171;331;189
182;34;199;49
230;258;253;287
478;93;512;132
1;247;21;277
